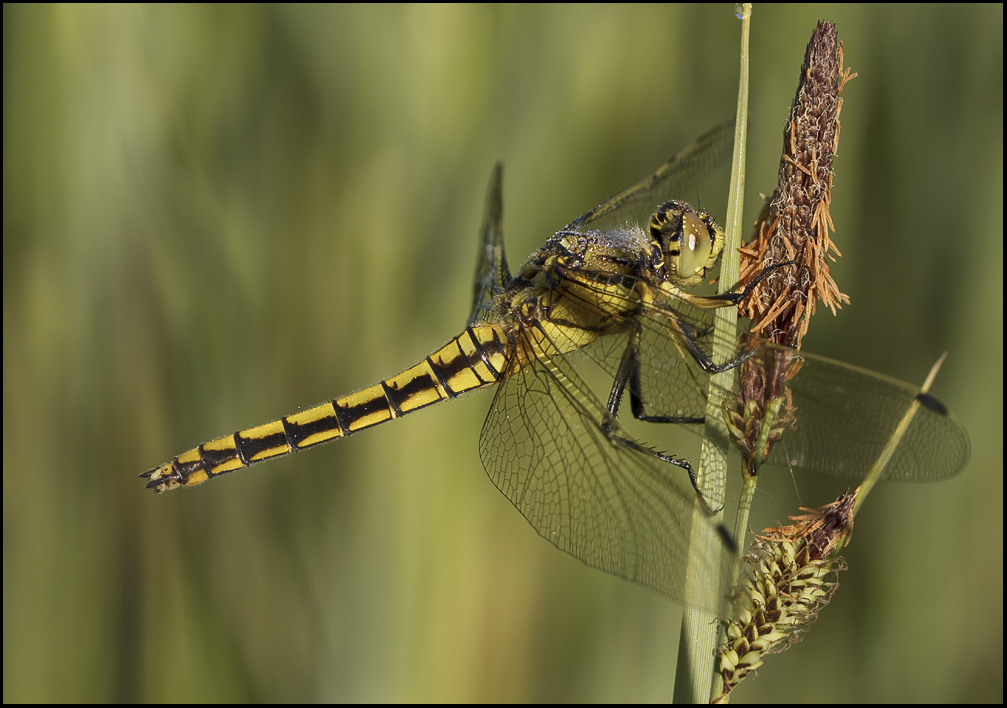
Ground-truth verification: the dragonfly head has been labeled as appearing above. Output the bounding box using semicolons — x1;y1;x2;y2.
649;201;725;288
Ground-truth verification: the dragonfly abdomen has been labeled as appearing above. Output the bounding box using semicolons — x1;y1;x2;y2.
142;324;509;492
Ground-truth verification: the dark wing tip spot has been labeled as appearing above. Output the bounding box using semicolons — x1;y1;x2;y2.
915;392;949;416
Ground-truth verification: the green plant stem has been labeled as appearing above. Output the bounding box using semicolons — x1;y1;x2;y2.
673;4;750;703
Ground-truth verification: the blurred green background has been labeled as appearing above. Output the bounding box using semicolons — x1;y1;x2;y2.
4;4;1002;703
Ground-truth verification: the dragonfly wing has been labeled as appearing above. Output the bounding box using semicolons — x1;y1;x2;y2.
563;118;735;235
469;163;511;326
479;322;733;609
632;294;726;421
767;352;971;482
572;276;971;484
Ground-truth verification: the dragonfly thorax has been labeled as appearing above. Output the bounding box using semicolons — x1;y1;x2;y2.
517;234;649;319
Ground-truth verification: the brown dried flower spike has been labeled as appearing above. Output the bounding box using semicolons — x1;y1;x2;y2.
728;22;856;475
738;20;854;349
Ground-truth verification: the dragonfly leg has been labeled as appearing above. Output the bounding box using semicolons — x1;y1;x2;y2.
601;327;722;508
601;327;639;426
604;324;706;425
640;281;754;375
667;315;756;374
609;431;722;514
672;258;797;309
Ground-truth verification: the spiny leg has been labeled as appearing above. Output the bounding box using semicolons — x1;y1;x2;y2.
671;256;798;315
600;324;717;507
604;320;746;429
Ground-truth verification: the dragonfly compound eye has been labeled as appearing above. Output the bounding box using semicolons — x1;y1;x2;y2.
650;201;725;288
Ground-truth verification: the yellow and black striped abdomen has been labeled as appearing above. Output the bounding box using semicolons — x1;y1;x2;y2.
142;324;510;492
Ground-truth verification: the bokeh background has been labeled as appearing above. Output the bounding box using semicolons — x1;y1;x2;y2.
4;4;1002;702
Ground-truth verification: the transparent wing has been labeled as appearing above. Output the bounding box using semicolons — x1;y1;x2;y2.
469;163;511;326
765;351;971;481
549;266;970;483
563;118;735;236
479;320;734;609
627;304;971;482
628;326;970;482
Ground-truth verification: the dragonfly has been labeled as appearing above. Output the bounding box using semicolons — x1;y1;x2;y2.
143;120;970;606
